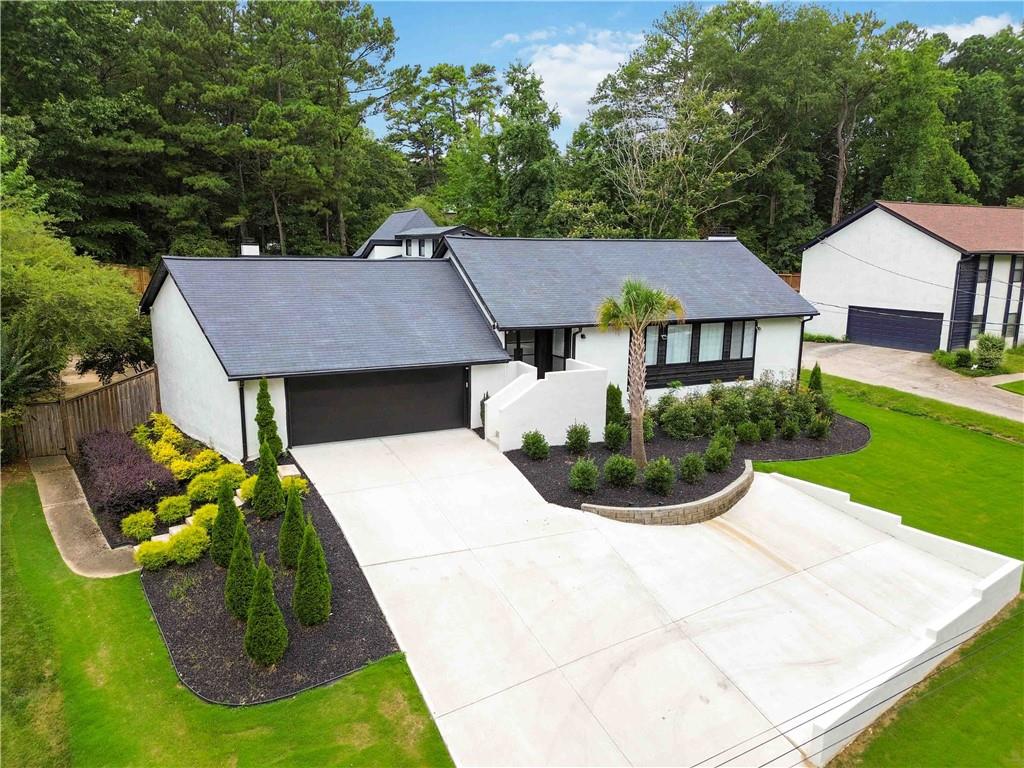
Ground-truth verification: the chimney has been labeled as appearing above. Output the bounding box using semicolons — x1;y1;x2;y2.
240;240;260;257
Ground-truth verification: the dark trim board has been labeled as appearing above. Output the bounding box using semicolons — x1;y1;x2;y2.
646;359;755;388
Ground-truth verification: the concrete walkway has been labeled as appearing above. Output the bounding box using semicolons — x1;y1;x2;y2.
29;455;138;578
293;430;1001;767
803;342;1024;422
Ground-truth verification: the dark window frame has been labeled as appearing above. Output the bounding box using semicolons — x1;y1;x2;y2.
641;320;757;389
404;238;411;257
417;238;425;257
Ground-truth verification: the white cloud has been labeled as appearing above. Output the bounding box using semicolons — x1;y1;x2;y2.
926;12;1015;43
526;28;644;124
492;26;557;48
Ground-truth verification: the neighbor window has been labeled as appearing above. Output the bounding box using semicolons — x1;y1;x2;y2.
970;314;984;340
404;239;411;256
666;325;692;364
1012;259;1024;285
418;238;425;257
698;323;725;362
1004;312;1020;340
645;326;659;366
729;320;756;359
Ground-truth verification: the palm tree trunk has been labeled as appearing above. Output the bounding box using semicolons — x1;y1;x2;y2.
628;329;648;468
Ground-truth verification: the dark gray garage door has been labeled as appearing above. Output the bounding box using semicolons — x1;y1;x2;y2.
286;367;467;445
846;306;943;352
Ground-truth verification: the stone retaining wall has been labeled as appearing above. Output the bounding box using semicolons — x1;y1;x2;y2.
581;460;754;525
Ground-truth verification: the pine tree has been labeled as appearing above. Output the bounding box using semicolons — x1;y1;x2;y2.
244;554;288;667
293;521;331;626
225;523;255;620
808;362;823;392
278;485;305;569
210;479;240;567
255;377;283;457
252;440;284;519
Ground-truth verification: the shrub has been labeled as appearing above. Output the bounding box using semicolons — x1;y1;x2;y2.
651;391;679;423
808;362;823;392
169;458;196;481
790;390;817;429
679;452;706;484
210;481;240;567
976;334;1005;370
606;383;627;426
707;381;727;403
279;486;306;570
131;422;154;448
603;454;637;487
158;426;186;449
604;421;628;452
643;412;655;441
192;503;218;530
781;418;800;440
121;510;155;542
168;524;209;566
808;414;832;439
225;523;255;620
293;522;331;626
77;430;177;516
150;412;173;433
565;423;590;455
660;401;695;440
191;448;223;474
718;392;749;428
134;539;171;570
252;441;285;519
245;555;289;666
255;378;284;457
156;494;191;524
214;462;247;490
747;386;776;424
704;435;734;472
736;421;760;444
521;430;550;460
282;476;309;497
568;458;599;493
239;474;257;502
758;418;776;441
954;348;974;368
149;439;181;466
690;397;716;436
711;427;736;451
186;471;221;503
811;390;834;419
643;457;675;495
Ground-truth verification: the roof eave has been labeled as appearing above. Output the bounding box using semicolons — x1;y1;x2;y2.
225;353;511;381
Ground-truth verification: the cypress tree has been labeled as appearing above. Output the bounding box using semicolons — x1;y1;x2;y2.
244;554;288;667
224;523;255;620
293;521;331;626
255;377;283;457
210;479;240;567
252;440;284;519
808;362;823;392
279;485;305;569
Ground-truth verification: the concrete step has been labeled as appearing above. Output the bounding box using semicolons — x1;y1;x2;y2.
168;524;188;535
150;532;171;543
277;464;301;479
234;494;244;508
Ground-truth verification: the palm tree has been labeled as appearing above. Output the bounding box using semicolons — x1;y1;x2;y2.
597;279;684;468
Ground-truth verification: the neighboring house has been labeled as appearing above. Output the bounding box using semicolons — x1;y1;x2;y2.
350;207;481;259
141;226;815;460
801;201;1024;352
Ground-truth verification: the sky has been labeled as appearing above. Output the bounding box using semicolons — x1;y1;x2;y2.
368;1;1022;145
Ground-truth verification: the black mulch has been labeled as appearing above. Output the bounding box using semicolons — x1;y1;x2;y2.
507;414;870;510
139;458;398;705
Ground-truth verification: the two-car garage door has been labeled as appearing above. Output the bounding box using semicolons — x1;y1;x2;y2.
286;367;468;445
846;306;943;353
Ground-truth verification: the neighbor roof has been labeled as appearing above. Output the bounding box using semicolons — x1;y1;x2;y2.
395;225;480;238
806;201;1024;254
351;208;435;258
140;257;507;379
444;237;817;329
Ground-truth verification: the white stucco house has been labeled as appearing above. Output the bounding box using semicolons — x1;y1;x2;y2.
801;201;1024;352
140;216;816;461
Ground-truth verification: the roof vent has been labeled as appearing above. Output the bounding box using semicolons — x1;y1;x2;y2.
706;226;737;241
240;241;260;257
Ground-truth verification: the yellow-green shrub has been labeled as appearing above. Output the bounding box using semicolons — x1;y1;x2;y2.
239;473;308;502
168;524;209;565
192;503;218;529
169;457;196;481
156;494;191;523
149;440;181;466
191;448;223;474
214;462;246;490
121;510;156;542
150;412;173;432
186;472;220;503
239;474;257;501
134;539;171;569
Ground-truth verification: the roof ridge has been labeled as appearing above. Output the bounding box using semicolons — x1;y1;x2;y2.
879;200;1023;211
162;255;446;263
444;236;734;243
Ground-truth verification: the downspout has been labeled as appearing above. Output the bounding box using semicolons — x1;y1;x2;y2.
796;316;811;380
571;327;583;358
238;381;248;462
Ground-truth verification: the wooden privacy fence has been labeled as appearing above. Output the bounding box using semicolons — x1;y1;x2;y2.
107;264;152;296
7;368;159;459
777;272;801;291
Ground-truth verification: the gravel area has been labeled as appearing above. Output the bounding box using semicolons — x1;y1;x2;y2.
140;460;397;705
507;415;870;509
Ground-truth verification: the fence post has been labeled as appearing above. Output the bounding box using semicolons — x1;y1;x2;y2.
58;394;74;456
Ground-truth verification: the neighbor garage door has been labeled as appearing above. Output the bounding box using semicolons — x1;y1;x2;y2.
846;306;943;352
286;367;467;445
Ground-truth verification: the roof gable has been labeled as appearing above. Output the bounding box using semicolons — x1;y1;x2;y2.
351;208;436;258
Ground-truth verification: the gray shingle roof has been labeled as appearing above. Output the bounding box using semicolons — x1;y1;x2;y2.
143;257;507;379
395;225;468;237
351;208;435;258
445;237;818;328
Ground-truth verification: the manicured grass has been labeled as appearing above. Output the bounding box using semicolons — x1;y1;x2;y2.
0;467;452;768
1004;345;1024;374
758;378;1024;766
996;379;1024;396
817;371;1024;445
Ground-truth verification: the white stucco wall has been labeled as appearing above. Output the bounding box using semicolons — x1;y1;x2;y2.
574;327;629;397
753;317;803;381
367;243;404;260
470;359;517;430
984;255;1013;335
242;378;289;461
801;208;961;348
150;278;243;461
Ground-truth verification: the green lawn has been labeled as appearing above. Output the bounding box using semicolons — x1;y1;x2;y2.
1005;345;1024;374
996;379;1024;397
0;467;452;768
758;375;1024;766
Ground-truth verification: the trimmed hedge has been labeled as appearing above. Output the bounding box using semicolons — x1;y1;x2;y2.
134;539;172;570
643;457;675;495
121;510;155;542
168;524;209;565
678;452;706;484
186;471;221;503
78;430;177;516
603;454;637;487
565;423;590;455
191;503;218;530
156;495;191;524
521;430;550;460
569;458;599;493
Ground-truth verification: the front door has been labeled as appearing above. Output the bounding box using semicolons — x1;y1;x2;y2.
505;329;571;378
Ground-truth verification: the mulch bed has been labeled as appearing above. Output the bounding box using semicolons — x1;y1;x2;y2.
74;460;162;549
138;456;398;705
507;414;870;510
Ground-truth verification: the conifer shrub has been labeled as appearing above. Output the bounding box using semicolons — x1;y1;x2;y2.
169;458;197;481
643;457;675;495
565;423;590;455
293;522;331;626
521;430;550;460
156;494;191;524
279;486;306;570
679;452;706;484
808;362;823;392
603;421;628;452
255;378;284;457
211;480;241;567
603;454;637;487
245;555;288;666
568;458;599;493
606;383;626;426
149;440;181;466
252;441;285;518
225;523;255;620
192;503;218;530
121;510;156;542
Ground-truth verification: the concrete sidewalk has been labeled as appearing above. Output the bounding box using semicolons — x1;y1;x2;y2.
803;342;1023;421
29;455;138;578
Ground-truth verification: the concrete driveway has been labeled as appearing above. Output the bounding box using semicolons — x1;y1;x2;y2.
803;342;1023;421
291;430;987;767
